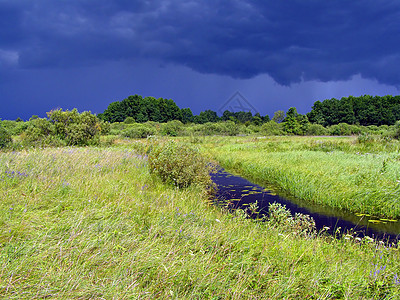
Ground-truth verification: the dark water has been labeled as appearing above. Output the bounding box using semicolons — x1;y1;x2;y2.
211;168;400;243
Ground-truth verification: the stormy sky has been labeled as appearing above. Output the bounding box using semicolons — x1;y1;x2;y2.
1;0;399;120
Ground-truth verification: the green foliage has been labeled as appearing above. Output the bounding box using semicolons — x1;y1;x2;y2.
194;109;220;124
99;120;111;135
308;95;400;126
272;110;285;123
123;116;135;124
222;120;239;136
181;107;194;123
304;123;328;136
47;109;103;146
65;123;100;146
121;123;157;138
21;109;104;147
160;120;184;136
0;120;29;135
357;133;378;144
148;140;215;190
268;202;316;237
100;95;183;123
0;126;12;148
282;107;310;135
391;120;400;139
261;121;284;135
21;118;62;147
328;123;362;136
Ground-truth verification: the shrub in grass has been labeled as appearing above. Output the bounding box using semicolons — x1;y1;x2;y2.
21;118;64;147
0;126;12;148
121;123;157;138
65;122;100;146
109;122;126;135
261;121;284;136
221;120;239;136
160;120;184;136
328;123;361;136
357;133;377;144
0;120;29;135
48;109;103;145
267;202;316;236
391;120;400;140
148;140;215;190
305;123;328;136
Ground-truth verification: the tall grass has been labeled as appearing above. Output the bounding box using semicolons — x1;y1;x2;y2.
1;144;400;298
201;136;400;218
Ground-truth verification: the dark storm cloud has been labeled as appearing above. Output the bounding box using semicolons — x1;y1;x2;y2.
1;0;400;86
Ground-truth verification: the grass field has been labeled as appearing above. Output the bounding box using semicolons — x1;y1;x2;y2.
1;142;400;298
200;136;400;219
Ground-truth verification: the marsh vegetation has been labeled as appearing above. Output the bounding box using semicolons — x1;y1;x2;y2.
1;136;400;299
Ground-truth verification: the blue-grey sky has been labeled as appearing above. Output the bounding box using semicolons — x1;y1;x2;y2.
1;0;399;120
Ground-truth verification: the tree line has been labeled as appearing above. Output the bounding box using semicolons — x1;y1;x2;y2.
307;95;400;126
100;94;400;128
98;95;271;124
3;93;400;150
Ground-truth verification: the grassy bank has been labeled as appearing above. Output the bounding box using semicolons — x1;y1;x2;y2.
1;144;400;298
200;136;400;219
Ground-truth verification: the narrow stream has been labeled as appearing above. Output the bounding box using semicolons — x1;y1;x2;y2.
211;168;400;242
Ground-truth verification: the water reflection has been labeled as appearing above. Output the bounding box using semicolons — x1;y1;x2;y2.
211;168;400;242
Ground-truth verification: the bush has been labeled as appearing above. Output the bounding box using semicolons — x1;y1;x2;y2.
221;121;239;136
99;120;111;135
357;133;377;144
109;122;126;135
124;117;135;124
0;126;12;148
21;118;64;147
328;123;361;136
304;123;328;136
160;120;184;136
391;121;400;140
261;121;284;136
0;120;29;135
47;109;103;145
65;123;100;146
121;123;157;138
148;140;215;190
20;109;104;147
100;135;117;146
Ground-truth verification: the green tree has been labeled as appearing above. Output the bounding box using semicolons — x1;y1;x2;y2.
221;110;234;121
181;108;194;123
195;110;220;124
272;110;285;123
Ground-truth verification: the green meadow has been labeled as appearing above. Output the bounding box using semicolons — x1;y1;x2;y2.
1;139;400;299
201;135;400;219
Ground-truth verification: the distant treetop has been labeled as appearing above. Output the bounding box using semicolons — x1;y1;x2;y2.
307;95;400;126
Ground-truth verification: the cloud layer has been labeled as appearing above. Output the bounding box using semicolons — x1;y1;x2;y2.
1;0;400;86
